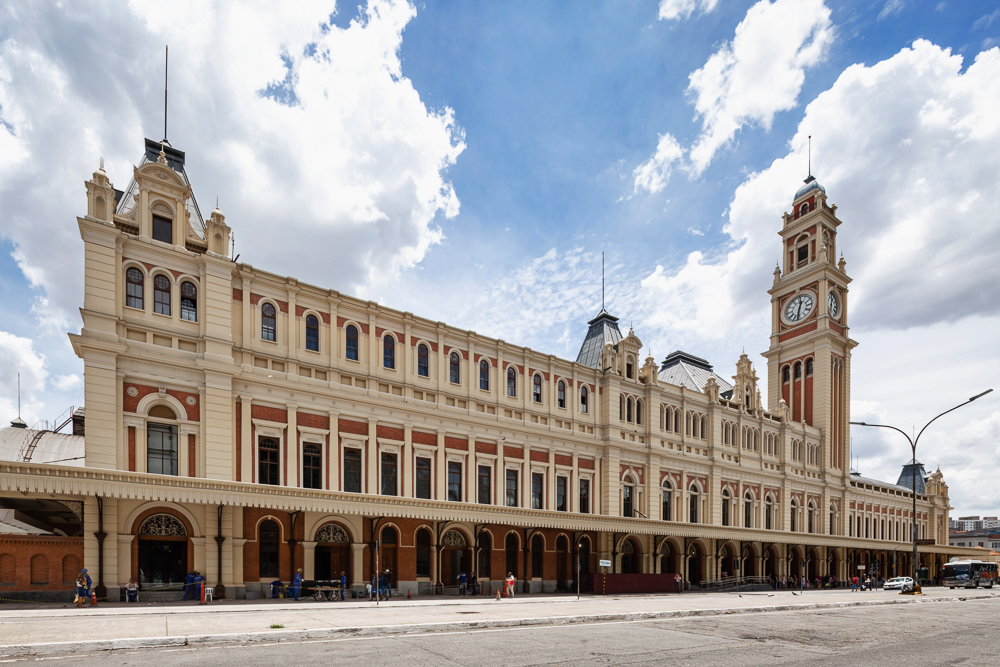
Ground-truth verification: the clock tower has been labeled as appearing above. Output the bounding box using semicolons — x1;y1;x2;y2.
762;176;857;477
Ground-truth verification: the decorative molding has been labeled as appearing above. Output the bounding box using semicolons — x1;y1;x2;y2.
315;523;349;543
138;513;187;537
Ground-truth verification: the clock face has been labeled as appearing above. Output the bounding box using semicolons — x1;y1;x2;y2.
828;291;840;319
784;293;814;323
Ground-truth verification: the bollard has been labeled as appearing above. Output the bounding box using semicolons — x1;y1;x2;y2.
90;592;98;607
407;589;411;599
199;580;206;605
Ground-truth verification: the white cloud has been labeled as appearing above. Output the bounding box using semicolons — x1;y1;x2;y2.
878;0;907;21
658;0;719;21
0;0;464;325
0;331;49;427
52;374;81;391
973;9;1000;30
685;0;833;175
632;133;684;194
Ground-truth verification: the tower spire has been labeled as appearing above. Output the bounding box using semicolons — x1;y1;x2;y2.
163;45;169;143
601;251;605;311
807;135;812;178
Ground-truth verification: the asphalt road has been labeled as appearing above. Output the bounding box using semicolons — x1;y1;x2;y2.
2;599;993;666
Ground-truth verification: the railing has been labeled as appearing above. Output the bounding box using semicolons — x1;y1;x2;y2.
699;575;771;589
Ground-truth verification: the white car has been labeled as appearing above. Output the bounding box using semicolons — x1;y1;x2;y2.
883;577;914;590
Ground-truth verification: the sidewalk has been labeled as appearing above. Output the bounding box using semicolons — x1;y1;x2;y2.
1;588;996;657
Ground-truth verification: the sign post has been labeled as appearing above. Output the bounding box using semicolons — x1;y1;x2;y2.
599;559;611;595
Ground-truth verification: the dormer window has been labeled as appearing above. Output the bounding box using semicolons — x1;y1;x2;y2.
626;359;634;379
152;214;172;244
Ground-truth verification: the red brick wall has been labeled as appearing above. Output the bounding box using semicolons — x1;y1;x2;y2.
504;446;523;459
251;405;287;423
298;412;330;430
0;536;85;592
339;419;367;435
128;426;136;472
475;441;497;455
530;451;548;463
412;431;436;446
578;458;594;470
377;425;404;441
235;402;242;482
554;454;572;467
445;436;468;451
241;508;303;584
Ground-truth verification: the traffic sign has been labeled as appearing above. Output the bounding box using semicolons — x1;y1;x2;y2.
599;559;612;567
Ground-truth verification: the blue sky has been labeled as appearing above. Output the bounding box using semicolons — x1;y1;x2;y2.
1;0;999;515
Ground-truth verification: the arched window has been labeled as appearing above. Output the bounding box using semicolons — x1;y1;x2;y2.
791;500;799;532
700;415;707;439
723;423;730;445
689;485;699;523
507;367;516;397
258;519;280;578
258;437;279;485
303;443;321;489
480;360;489;390
674;408;682;433
305;315;319;351
531;534;544;577
180;282;197;321
806;358;814;376
620;395;625;421
765;496;774;530
662;482;672;521
622;482;633;517
262;303;277;342
126;267;144;309
800;203;810;215
449;352;460;384
744;493;753;528
794;362;802;379
808;503;815;533
783;366;790;383
626;397;633;423
636;400;643;425
154;275;171;316
721;490;731;527
532;374;542;402
345;325;358;360
626;357;634;379
417;344;429;377
580;385;588;413
557;381;566;409
383;335;395;369
416;529;431;577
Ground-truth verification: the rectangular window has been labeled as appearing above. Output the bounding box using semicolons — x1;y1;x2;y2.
303;444;322;490
797;244;809;263
415;457;432;499
478;465;491;505
531;473;543;510
146;423;178;476
556;476;567;512
381;453;397;496
579;479;590;514
152;215;173;244
344;449;362;493
506;469;519;507
448;462;462;502
623;485;633;518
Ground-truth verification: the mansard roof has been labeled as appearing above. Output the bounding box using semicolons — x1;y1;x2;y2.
896;461;928;495
658;350;734;394
115;138;206;238
575;308;623;368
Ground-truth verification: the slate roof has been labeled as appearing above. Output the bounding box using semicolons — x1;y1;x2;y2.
115;138;206;238
896;462;928;495
575;309;623;368
850;470;921;495
657;350;734;394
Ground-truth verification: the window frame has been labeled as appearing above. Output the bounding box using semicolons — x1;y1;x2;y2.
152;214;173;244
126;267;144;310
447;461;462;502
579;478;590;514
479;359;490;391
449;352;460;384
258;437;280;486
303;443;322;490
180;281;197;322
557;381;566;409
383;334;395;369
146;422;178;476
580;385;588;413
305;314;320;352
531;472;543;510
345;325;359;361
343;448;362;493
505;469;519;508
417;344;430;377
556;476;567;512
532;374;542;403
381;452;398;496
415;456;432;500
261;303;277;342
477;465;491;505
506;367;517;397
153;274;171;316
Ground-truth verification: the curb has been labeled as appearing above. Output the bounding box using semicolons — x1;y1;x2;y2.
1;593;996;657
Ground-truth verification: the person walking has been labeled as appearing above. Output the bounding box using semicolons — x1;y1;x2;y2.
458;571;468;596
851;575;858;592
505;572;515;598
291;568;303;601
74;573;88;608
339;570;347;601
674;573;682;594
470;572;478;596
183;570;195;600
381;569;391;600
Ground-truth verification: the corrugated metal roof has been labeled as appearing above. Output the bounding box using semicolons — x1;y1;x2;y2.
850;471;918;495
657;351;734;394
0;427;85;466
576;309;623;368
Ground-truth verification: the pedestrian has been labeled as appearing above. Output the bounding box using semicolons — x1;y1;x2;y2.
458;571;468;596
781;575;787;589
74;573;88;608
291;568;303;601
382;569;391;600
470;572;478;596
370;573;378;601
126;578;139;603
674;573;682;594
80;568;94;598
192;571;205;600
505;572;515;598
851;575;858;592
183;570;195;600
339;570;347;601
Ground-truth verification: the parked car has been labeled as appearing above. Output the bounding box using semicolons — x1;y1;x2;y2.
883;577;914;590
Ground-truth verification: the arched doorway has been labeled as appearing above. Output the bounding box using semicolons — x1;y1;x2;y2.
579;536;591;576
416;528;432;579
380;526;398;587
556;535;569;590
258;519;280;579
314;523;350;582
505;533;519;580
687;542;702;587
659;540;677;575
807;548;819;582
620;538;640;574
530;534;544;585
137;514;188;589
477;531;492;584
441;529;469;586
741;544;757;577
719;543;735;579
764;546;777;579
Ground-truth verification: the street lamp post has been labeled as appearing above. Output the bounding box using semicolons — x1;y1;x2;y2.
851;389;992;590
577;543;581;600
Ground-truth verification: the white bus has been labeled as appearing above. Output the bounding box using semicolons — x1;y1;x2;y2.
942;560;997;589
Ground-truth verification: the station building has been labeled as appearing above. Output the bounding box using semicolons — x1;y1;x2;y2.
0;138;979;600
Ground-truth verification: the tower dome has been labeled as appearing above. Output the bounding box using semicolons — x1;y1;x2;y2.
794;175;826;201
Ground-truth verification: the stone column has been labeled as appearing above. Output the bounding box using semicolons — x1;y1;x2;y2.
351;543;366;588
302;542;317;579
435;430;446;501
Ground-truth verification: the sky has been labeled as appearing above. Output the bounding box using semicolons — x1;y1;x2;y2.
1;0;998;517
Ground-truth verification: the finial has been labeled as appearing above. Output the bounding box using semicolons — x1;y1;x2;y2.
99;157;105;171
158;141;167;165
807;135;811;178
601;251;605;311
163;45;169;143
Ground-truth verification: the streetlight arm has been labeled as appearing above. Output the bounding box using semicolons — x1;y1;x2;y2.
849;421;914;450
914;389;993;446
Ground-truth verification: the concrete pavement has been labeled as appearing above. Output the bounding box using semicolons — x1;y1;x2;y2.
0;587;997;657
